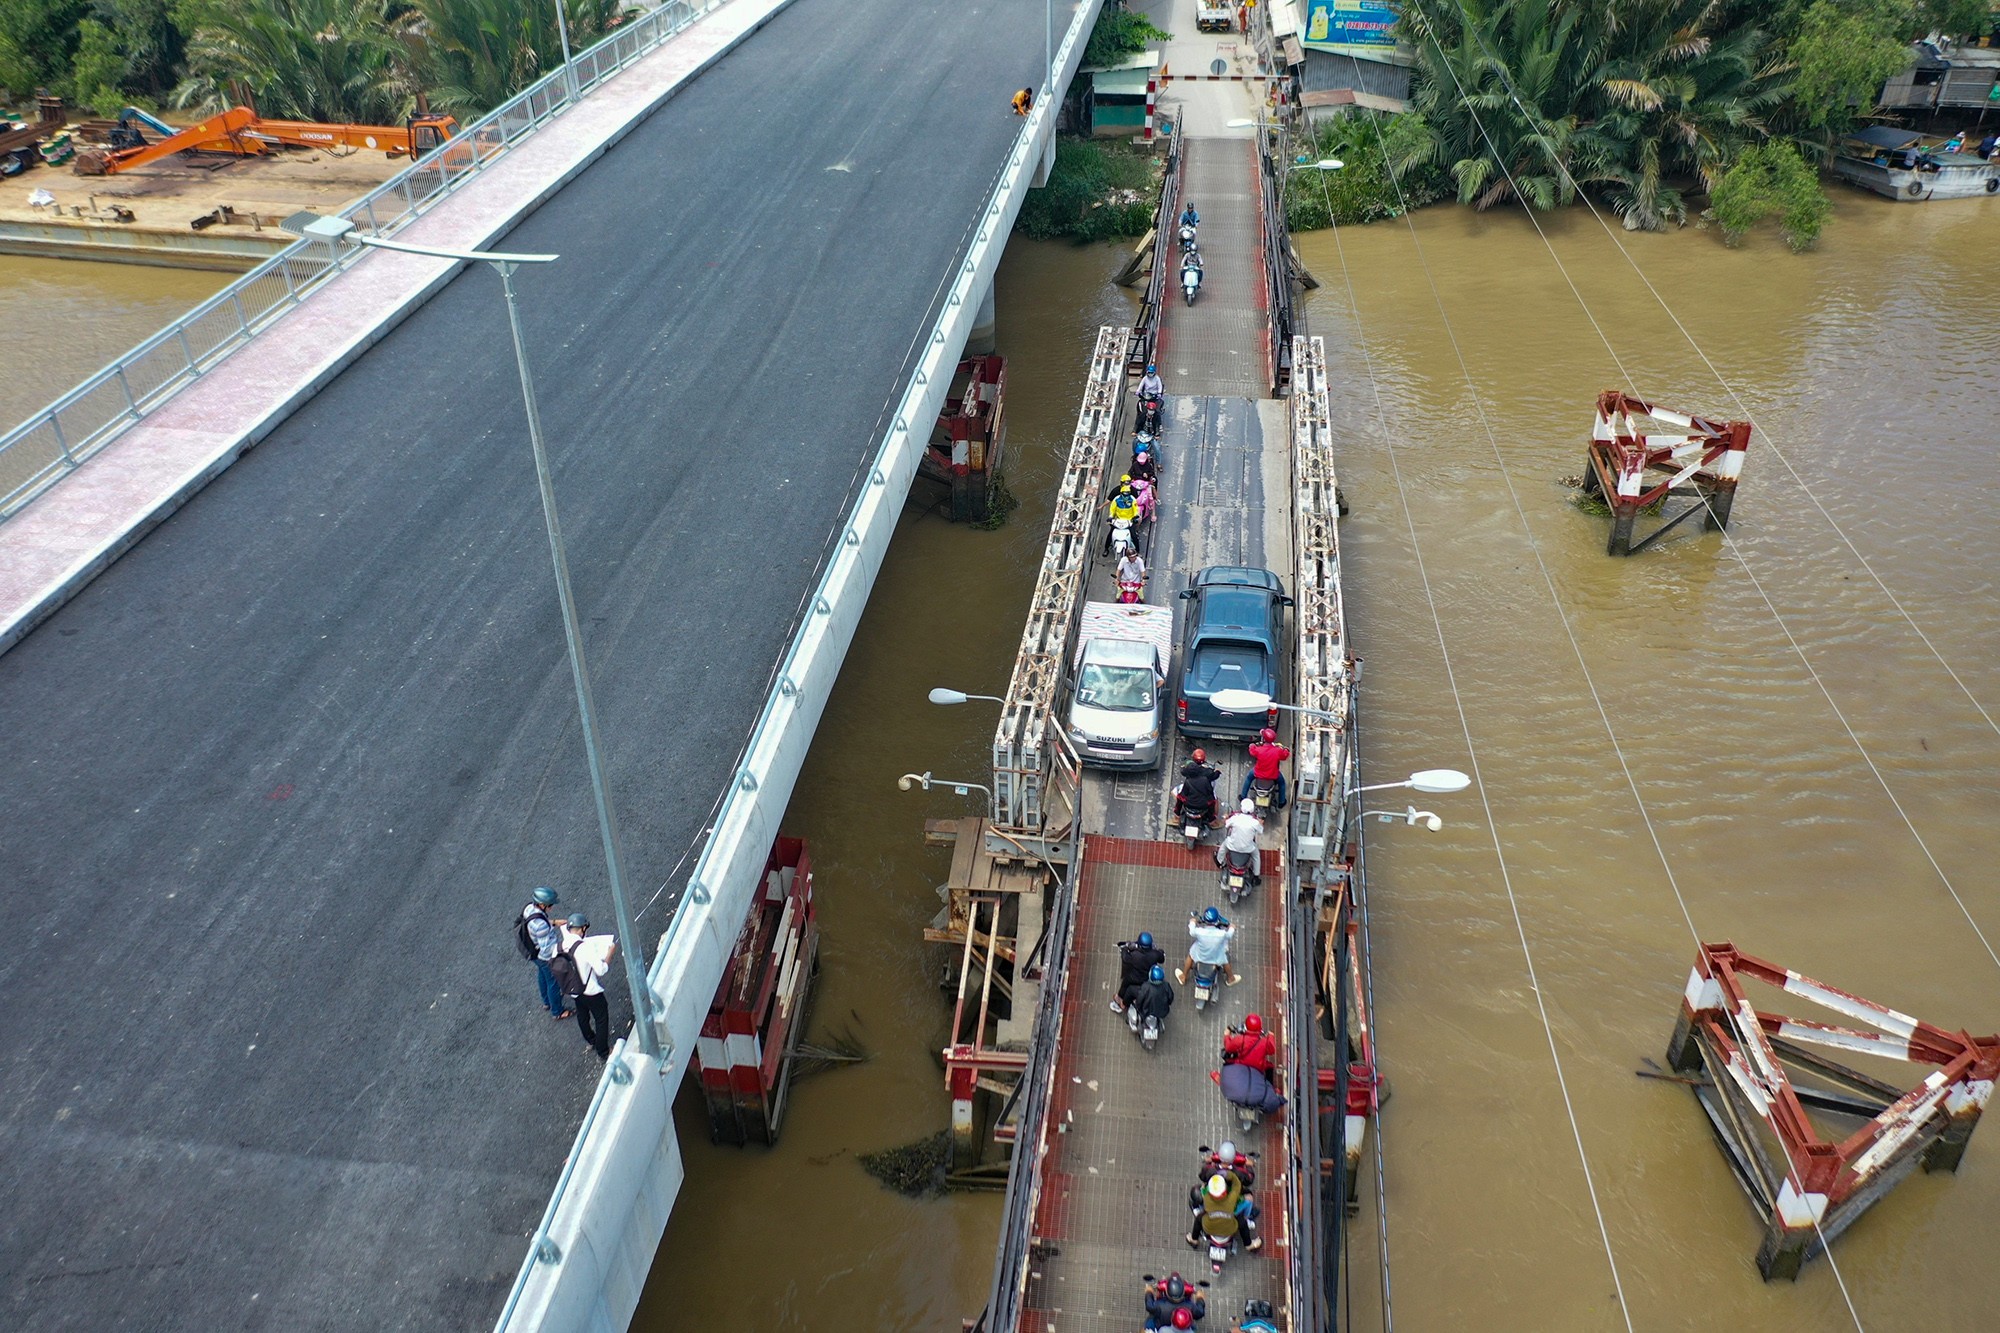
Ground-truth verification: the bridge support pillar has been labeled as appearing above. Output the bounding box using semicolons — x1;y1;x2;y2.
965;280;997;356
1034;122;1056;188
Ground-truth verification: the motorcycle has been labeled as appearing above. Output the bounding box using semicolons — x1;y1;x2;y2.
1125;1000;1163;1051
1219;1060;1285;1131
1172;791;1216;850
1181;262;1202;306
1248;774;1278;816
1191;960;1219;1012
1131;477;1157;526
1110;516;1137;562
1115;575;1145;605
1220;845;1258;905
1178;220;1197;246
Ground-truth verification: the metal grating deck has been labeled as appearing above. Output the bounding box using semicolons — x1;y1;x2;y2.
1020;837;1290;1332
1155;137;1269;399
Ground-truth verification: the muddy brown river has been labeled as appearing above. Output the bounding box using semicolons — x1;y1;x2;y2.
9;183;1994;1329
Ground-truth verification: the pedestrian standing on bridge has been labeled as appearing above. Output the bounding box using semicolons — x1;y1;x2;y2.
560;914;619;1060
514;886;571;1020
1012;86;1035;115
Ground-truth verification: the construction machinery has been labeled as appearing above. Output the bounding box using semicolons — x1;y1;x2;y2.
75;105;457;176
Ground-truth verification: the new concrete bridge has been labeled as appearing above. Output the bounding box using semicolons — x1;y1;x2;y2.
0;0;1095;1327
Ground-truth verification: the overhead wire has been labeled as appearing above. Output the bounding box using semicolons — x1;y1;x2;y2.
1341;6;1889;1315
1290;114;1637;1333
1400;1;2000;978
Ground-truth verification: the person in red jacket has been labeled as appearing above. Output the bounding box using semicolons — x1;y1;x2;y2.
1221;1012;1276;1076
1241;728;1290;809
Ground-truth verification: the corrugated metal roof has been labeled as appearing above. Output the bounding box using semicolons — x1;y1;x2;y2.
1094;68;1155;95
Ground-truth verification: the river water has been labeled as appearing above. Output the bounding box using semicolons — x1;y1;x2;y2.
9;184;1995;1329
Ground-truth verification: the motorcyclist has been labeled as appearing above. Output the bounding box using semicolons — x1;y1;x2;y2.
1242;727;1291;808
1174;750;1222;827
1205;1139;1256;1188
1129;446;1157;485
1222;1012;1277;1077
1130;475;1157;524
1113;932;1166;1012
1142;1272;1206;1330
1104;484;1141;555
1116;548;1148;594
1218;799;1262;884
1139;363;1164;400
1131;963;1176;1028
1180;906;1239;987
1180;203;1200;229
1187;1164;1261;1252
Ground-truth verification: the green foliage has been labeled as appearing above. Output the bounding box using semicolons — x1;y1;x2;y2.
0;0;89;94
1708;139;1828;249
171;0;408;122
1785;0;1910;128
98;0;186;100
1282;112;1447;228
1083;5;1170;69
68;15;124;112
1015;137;1159;242
407;0;627;116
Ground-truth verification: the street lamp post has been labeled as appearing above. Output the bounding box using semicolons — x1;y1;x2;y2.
929;687;1007;707
554;0;578;102
291;212;660;1058
898;770;996;822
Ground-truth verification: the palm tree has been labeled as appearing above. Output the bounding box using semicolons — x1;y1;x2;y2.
172;0;409;124
406;0;628;117
1588;0;1790;228
1402;0;1612;211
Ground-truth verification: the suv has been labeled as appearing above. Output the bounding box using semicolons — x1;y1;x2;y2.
1175;566;1291;739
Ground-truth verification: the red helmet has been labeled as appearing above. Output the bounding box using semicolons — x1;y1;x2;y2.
1173;1310;1194;1329
1244;1013;1263;1034
1260;727;1277;743
1191;748;1206;763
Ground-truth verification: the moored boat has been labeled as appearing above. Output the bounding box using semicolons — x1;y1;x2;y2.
1832;124;2000;201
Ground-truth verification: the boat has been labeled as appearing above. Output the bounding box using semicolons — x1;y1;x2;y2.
1831;124;2000;201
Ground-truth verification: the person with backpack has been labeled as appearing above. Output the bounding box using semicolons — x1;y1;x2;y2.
514;887;570;1020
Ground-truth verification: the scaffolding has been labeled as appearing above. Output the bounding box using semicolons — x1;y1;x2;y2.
991;325;1127;832
1289;335;1350;857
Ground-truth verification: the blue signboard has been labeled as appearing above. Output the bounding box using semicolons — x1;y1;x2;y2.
1303;0;1398;49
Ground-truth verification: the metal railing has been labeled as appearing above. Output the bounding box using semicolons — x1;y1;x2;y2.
1259;130;1298;394
0;0;715;520
972;732;1087;1333
1126;137;1183;375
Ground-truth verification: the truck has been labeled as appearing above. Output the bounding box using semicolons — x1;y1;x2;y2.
1197;0;1236;32
1066;601;1174;770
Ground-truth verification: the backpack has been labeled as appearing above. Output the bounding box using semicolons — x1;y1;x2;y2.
547;943;584;1000
513;906;546;961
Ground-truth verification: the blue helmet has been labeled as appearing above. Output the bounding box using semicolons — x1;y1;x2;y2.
1146;363;1156;373
531;886;558;906
1202;906;1222;925
1149;965;1165;983
1137;931;1153;949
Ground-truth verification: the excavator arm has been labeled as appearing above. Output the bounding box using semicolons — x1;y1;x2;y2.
74;105;262;175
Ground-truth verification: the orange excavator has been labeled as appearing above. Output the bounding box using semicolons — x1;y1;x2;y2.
75;104;457;175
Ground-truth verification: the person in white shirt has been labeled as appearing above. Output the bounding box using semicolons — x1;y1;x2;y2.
1220;799;1262;868
1178;906;1240;987
1139;364;1164;399
561;914;619;1059
1116;550;1147;589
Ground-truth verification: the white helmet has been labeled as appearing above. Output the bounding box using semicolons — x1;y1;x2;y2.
1240;798;1256;814
1217;1139;1237;1161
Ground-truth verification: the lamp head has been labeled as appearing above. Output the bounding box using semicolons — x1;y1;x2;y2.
928;687;969;705
1407;768;1471;794
1210;687;1275;715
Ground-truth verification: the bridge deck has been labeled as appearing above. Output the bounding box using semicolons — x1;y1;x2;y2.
1017;133;1298;1329
0;0;1056;1327
1022;839;1290;1330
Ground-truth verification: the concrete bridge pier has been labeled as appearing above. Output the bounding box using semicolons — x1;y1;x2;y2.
966;280;998;355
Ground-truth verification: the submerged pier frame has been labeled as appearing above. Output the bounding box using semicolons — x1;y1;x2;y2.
1665;942;1999;1279
1581;390;1751;556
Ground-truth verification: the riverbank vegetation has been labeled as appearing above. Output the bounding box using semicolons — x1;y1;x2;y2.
1016;138;1160;242
0;0;638;120
1290;0;1997;247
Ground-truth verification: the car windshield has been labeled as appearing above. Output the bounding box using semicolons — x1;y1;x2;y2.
1075;663;1155;712
1198;588;1271;633
1187;642;1266;693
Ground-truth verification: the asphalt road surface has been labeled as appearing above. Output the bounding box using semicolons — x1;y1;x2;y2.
0;0;1052;1325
